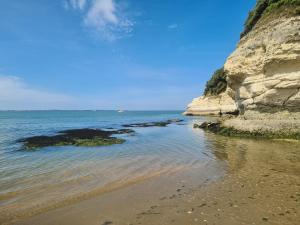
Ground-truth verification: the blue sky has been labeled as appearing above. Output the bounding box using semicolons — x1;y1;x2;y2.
0;0;255;110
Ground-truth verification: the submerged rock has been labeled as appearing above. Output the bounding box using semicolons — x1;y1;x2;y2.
122;119;184;128
19;128;134;150
194;121;300;140
194;122;209;129
19;119;184;150
195;122;221;132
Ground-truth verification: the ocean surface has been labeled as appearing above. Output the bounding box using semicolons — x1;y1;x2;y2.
0;111;212;219
1;110;299;224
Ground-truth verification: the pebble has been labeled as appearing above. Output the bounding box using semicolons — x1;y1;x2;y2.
262;217;268;222
102;221;113;225
187;208;194;214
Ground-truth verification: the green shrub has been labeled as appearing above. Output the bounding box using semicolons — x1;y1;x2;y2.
241;0;270;38
204;68;227;96
241;0;300;38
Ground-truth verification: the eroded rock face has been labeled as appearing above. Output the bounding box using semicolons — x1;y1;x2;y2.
185;15;300;117
184;92;238;116
225;16;300;113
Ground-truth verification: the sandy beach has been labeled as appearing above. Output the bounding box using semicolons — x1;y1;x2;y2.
1;0;300;225
11;135;300;225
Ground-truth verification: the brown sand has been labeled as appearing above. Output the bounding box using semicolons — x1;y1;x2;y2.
10;137;300;225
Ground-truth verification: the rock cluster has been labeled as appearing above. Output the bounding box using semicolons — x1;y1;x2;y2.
19;119;185;150
19;128;134;149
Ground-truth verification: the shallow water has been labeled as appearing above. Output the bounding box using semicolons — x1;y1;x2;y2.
0;111;299;224
0;111;219;221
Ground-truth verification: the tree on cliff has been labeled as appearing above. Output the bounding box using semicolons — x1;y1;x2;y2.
204;68;227;96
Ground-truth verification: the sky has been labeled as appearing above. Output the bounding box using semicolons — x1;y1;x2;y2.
0;0;255;110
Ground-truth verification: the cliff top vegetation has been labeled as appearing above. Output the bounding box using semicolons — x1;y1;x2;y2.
241;0;300;38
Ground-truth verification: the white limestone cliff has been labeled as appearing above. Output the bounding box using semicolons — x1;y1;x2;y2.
225;16;300;113
184;93;237;116
185;14;300;120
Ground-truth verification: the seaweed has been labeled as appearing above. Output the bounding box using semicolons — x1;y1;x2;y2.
194;122;300;140
19;128;134;150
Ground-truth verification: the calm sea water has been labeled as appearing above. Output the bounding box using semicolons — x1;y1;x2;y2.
0;111;215;220
1;110;299;224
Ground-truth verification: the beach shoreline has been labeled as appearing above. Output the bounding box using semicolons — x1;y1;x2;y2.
9;135;300;225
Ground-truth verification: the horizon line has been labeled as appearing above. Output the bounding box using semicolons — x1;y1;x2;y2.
0;109;185;112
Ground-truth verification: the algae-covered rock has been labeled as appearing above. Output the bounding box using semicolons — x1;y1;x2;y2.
194;121;300;140
122;119;184;128
19;128;134;150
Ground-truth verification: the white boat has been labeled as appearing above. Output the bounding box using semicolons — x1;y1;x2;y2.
118;110;124;113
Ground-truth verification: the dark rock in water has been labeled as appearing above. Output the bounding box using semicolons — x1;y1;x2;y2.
58;128;112;139
194;122;210;129
123;122;168;128
19;128;134;150
194;122;220;130
206;122;221;133
19;119;185;150
194;121;236;135
193;124;200;129
199;122;209;129
58;128;134;137
194;121;300;140
20;135;74;149
166;119;184;123
111;129;135;134
123;119;184;128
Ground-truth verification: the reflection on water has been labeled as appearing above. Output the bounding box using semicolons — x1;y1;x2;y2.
204;132;300;175
0;111;300;224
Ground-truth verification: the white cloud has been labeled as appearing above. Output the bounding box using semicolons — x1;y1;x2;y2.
86;0;118;25
78;0;87;10
65;0;134;41
0;75;75;110
168;23;178;30
67;0;86;10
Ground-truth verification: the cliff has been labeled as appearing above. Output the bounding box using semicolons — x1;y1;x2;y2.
225;12;300;114
185;0;300;122
184;93;237;116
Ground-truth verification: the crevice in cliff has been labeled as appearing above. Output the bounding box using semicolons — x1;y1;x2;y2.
283;88;300;107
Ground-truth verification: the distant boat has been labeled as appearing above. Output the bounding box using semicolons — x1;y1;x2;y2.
118;110;124;113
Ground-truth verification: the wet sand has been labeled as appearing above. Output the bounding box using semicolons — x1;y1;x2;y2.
12;135;300;225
